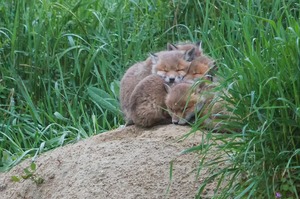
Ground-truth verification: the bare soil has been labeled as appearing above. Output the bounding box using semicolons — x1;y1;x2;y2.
0;124;224;199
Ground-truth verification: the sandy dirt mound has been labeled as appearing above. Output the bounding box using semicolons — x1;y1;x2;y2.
0;124;223;199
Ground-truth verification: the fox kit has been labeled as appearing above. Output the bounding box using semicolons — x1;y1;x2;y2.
168;42;217;83
167;41;203;57
165;81;229;130
128;74;171;127
120;49;195;123
165;82;199;125
183;55;216;83
150;49;195;84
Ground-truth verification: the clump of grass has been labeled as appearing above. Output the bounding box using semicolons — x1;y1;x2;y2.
11;162;44;185
183;1;300;198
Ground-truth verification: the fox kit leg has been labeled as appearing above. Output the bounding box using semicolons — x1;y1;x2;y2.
129;75;171;128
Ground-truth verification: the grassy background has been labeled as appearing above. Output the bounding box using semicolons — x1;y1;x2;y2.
0;0;299;198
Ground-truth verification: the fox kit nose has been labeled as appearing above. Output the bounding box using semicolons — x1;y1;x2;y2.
169;78;175;83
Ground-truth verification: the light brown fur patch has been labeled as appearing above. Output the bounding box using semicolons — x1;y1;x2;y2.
165;82;198;124
120;57;153;122
128;74;171;127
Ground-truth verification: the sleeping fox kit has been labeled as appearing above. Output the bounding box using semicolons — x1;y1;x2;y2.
164;82;199;125
165;81;230;130
150;49;195;84
183;55;216;83
119;41;223;128
120;43;198;126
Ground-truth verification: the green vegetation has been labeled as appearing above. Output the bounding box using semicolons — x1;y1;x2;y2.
11;162;44;185
0;0;299;198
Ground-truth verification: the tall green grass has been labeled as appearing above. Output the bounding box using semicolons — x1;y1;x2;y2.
183;1;300;198
0;0;177;171
0;0;299;198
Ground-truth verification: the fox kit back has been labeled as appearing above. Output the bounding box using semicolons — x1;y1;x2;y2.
128;74;171;127
119;58;153;122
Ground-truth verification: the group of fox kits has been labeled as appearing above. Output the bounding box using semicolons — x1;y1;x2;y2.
119;41;229;130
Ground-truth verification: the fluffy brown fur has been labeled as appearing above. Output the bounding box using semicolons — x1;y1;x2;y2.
128;74;171;127
184;55;216;83
165;81;230;130
119;57;153;123
150;49;195;83
165;82;198;124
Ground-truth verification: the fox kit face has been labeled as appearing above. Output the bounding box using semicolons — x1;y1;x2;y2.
167;41;203;57
151;49;195;84
165;83;199;125
166;81;223;126
184;55;215;83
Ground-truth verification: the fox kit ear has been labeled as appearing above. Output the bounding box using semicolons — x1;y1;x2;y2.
196;41;203;54
164;83;172;93
184;47;196;62
196;41;202;49
167;43;178;51
150;53;159;64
